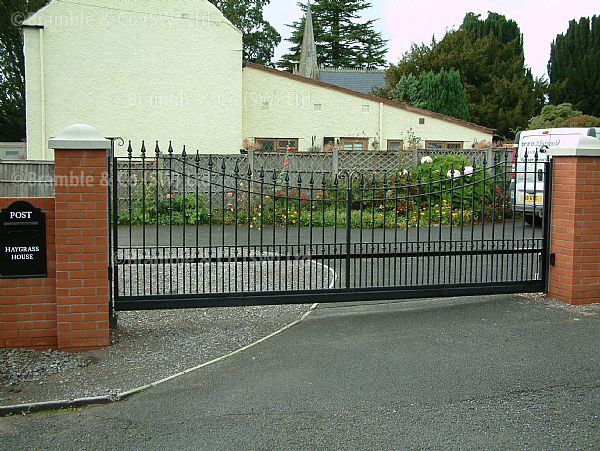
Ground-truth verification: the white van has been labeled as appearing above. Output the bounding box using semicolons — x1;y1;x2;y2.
513;127;598;225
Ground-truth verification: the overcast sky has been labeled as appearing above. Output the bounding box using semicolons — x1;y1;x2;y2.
263;0;599;79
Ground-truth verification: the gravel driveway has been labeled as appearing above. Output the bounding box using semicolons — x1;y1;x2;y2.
0;303;312;406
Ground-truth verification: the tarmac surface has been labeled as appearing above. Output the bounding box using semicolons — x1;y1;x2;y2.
1;294;599;450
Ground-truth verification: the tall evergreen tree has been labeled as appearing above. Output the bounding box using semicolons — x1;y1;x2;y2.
0;0;48;142
378;12;545;138
392;70;469;121
392;74;421;105
279;0;387;71
418;70;470;121
548;15;600;116
209;0;281;66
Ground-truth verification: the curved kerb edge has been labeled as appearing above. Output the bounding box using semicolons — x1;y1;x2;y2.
0;261;334;416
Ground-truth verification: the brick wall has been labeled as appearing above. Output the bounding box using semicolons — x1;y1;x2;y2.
549;156;600;304
0;145;110;352
0;198;57;349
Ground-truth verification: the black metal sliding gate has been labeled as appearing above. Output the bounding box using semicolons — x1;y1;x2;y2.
109;141;551;311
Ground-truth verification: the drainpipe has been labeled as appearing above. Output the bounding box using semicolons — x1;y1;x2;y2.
39;28;46;160
379;102;384;150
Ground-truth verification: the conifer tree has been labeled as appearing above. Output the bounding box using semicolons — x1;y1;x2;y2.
548;15;600;116
279;0;387;71
378;12;545;138
392;70;469;121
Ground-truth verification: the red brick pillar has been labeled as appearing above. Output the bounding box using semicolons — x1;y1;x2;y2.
49;124;111;351
548;136;600;305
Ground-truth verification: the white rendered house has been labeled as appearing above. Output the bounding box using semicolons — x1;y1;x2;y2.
22;0;493;159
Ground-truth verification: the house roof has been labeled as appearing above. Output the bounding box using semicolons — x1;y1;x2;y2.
243;62;494;135
318;68;386;94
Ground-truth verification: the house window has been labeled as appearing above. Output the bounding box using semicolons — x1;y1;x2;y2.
255;138;298;152
340;138;368;151
387;140;404;151
445;142;463;150
425;141;463;150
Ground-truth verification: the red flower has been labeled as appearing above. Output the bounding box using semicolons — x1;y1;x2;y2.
282;159;289;167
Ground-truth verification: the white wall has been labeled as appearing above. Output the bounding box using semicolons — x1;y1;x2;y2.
24;0;243;159
242;65;492;151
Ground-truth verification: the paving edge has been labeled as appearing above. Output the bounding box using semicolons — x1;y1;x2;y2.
0;302;320;417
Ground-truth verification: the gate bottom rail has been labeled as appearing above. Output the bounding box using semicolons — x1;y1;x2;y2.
114;280;545;311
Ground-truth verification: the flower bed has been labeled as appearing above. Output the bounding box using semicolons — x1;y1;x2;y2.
118;155;511;228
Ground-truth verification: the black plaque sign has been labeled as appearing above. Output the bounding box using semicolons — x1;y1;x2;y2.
0;201;47;278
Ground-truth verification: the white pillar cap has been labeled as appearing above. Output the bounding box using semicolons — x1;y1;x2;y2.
48;124;111;150
547;136;600;157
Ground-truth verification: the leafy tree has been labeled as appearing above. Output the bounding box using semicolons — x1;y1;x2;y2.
0;0;48;142
528;103;600;129
548;15;600;116
209;0;281;66
378;12;545;138
279;0;387;71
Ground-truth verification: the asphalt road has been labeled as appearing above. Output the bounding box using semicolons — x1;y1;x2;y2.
2;295;599;450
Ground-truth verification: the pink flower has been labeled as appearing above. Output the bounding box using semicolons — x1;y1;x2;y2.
226;191;234;197
300;193;308;200
282;159;289;167
166;193;172;199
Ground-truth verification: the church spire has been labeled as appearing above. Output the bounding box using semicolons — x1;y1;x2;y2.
298;1;318;79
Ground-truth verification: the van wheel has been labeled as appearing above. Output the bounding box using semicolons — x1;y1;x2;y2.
524;214;535;226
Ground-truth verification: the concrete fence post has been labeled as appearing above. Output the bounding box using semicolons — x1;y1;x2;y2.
486;147;494;167
49;124;111;351
547;136;600;305
412;147;419;167
247;149;254;175
332;149;339;174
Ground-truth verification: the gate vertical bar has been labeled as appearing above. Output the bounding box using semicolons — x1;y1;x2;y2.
541;159;553;292
110;138;120;323
107;138;114;327
345;175;352;289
